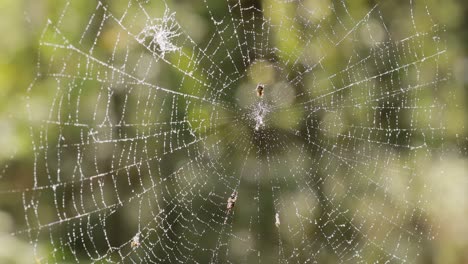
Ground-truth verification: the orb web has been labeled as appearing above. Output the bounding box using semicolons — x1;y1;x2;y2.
16;0;449;262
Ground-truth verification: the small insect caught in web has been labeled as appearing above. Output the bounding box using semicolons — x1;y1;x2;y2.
131;233;141;248
227;191;237;211
256;84;264;98
224;191;238;224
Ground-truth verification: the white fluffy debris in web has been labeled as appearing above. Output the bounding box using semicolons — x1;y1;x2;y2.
137;9;180;56
251;101;270;131
275;212;280;228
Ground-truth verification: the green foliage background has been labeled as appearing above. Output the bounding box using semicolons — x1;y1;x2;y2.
0;0;466;263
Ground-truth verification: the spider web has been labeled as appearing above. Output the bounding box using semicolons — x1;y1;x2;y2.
16;0;449;262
